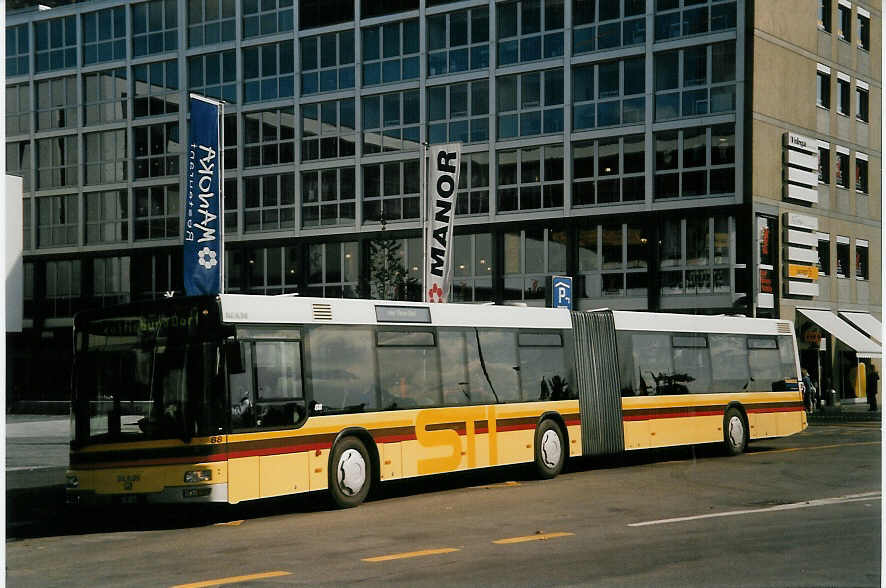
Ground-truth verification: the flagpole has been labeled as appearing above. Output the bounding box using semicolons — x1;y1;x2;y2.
420;140;428;302
218;101;225;294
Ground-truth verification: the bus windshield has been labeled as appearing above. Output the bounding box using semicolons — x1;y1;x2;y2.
72;300;225;446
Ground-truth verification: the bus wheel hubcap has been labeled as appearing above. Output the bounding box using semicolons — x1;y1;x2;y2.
337;449;366;496
728;417;744;447
540;429;562;469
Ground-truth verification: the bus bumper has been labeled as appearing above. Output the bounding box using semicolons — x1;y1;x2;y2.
66;483;228;505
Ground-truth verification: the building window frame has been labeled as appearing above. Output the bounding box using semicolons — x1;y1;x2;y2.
428;79;490;144
134;184;179;240
362;90;421;154
243;41;295;103
300;98;356;162
132;0;179;57
84;129;128;185
497;0;565;66
300;30;356;95
497;68;565;140
133;122;180;179
361;19;420;87
187;0;236;47
243;107;296;168
82;6;126;66
427;6;490;77
497;144;564;212
301;166;356;227
242;172;296;233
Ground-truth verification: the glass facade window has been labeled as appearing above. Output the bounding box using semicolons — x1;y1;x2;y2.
577;222;648;298
188;51;236;103
7;24;29;77
224;177;238;233
132;0;178;57
243;172;296;232
655;42;736;121
45;259;82;317
299;0;354;31
246;245;299;294
658;215;732;296
134;184;179;239
654;0;735;41
452;233;493;302
503;227;567;300
35;16;77;73
7;141;32;192
85;190;128;244
455;152;490;216
427;6;490;76
573;134;645;206
23;201;32;252
654;123;735;199
835;150;849;188
573;0;646;55
855;156;868;193
301;166;356;227
131;251;182;299
835;238;849;278
818;0;831;31
816;69;831;108
188;0;236;47
362;0;418;19
36;76;77;131
573;56;645;130
817;235;830;275
362;160;421;222
82;7;126;65
306;241;359;298
243;107;295;168
83;68;128;125
93;256;131;306
837;2;850;42
497;144;564;212
362;90;420;154
36;135;78;189
497;0;565;66
836;76;850;115
361;19;420;86
428;80;489;144
368;236;422;300
84;129;128;185
37;194;79;248
243;0;293;39
243;41;295;102
7;84;31;136
497;69;564;139
857;11;870;50
855;240;868;280
300;99;356;161
300;31;355;95
856;84;869;122
818;145;830;183
133;60;179;117
133;122;180;179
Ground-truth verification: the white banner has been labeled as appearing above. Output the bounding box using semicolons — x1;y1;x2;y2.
424;143;462;303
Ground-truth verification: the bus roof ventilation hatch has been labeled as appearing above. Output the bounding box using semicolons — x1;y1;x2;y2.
777;322;791;334
313;303;333;321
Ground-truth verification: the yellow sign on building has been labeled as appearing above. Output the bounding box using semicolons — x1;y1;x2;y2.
787;264;819;280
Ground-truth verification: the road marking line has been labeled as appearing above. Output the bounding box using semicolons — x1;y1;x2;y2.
171;570;291;588
493;532;574;544
362;548;460;562
214;520;244;527
628;492;881;528
748;441;880;456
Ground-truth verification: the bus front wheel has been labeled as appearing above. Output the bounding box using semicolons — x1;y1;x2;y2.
534;419;566;479
329;436;372;508
723;408;748;456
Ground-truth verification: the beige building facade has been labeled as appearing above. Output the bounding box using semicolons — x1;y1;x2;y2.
749;0;881;404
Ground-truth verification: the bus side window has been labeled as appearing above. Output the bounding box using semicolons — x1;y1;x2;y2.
748;337;782;391
517;331;569;401
439;328;496;406
254;340;305;428
477;329;520;403
308;327;377;413
616;331;636;396
671;335;711;394
377;330;441;409
631;332;673;395
230;342;255;429
709;335;751;393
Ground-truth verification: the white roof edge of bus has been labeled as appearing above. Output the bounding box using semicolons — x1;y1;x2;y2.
612;310;793;336
217;294;573;329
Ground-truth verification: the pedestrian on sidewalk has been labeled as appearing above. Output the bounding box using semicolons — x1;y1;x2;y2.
866;364;879;412
801;369;815;414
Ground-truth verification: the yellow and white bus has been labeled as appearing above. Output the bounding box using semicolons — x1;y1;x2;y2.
66;294;806;507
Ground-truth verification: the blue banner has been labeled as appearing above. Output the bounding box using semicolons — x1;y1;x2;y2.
184;95;223;296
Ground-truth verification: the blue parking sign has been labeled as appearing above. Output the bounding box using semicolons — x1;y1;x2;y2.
551;276;572;310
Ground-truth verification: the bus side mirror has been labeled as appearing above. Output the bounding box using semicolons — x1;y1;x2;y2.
225;341;244;374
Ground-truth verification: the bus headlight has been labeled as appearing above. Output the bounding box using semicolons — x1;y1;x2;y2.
66;474;79;489
183;469;212;483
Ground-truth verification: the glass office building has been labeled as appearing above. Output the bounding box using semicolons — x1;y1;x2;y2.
5;0;880;402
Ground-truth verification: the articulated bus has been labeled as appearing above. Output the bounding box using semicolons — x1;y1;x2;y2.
66;295;806;507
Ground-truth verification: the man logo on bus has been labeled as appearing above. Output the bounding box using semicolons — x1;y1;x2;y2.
198;246;218;269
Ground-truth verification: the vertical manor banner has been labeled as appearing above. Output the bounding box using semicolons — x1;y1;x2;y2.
184;94;223;296
424;143;462;303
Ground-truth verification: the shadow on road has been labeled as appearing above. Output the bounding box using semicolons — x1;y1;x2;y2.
8;440;750;541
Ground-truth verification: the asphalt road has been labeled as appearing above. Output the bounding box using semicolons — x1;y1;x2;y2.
7;423;881;587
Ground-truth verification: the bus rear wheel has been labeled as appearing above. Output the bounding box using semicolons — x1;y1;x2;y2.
723;408;748;456
534;420;566;479
329;436;371;508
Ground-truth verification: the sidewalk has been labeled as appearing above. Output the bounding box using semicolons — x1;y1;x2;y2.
807;400;882;424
